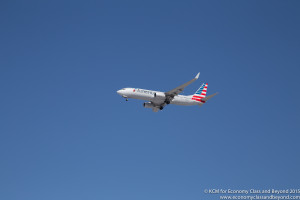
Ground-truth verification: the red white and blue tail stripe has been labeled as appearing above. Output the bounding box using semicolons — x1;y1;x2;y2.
191;83;208;102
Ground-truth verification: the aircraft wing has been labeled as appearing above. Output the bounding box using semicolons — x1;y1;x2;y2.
165;72;200;97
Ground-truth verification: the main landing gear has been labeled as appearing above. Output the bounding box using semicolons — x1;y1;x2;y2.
160;106;164;110
125;98;128;101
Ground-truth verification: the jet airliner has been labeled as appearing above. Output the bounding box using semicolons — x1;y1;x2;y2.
117;72;217;112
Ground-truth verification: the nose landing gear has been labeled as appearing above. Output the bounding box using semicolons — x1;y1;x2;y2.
122;95;128;101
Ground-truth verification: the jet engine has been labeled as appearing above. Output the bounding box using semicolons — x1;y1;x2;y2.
143;102;155;108
154;92;165;99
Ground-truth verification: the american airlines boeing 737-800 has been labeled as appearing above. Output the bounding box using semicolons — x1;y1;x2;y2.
117;72;218;112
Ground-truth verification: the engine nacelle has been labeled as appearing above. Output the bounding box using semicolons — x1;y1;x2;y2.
143;102;155;108
154;92;165;99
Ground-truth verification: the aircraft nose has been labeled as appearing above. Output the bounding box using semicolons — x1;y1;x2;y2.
117;90;122;95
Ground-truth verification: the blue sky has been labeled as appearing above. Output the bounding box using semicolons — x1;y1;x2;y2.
0;1;300;200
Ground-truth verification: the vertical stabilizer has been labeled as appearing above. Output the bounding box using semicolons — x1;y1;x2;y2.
191;83;208;102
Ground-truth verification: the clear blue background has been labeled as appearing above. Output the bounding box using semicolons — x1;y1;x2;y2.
1;1;299;199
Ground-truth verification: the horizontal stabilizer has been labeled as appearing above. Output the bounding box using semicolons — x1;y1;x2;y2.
201;92;218;102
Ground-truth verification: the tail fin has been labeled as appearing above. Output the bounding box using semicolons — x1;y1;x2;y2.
191;83;208;102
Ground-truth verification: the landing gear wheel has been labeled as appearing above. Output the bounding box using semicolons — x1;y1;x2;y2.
126;99;128;101
160;106;164;110
166;100;170;104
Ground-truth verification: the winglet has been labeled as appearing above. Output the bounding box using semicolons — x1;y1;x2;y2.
195;72;200;79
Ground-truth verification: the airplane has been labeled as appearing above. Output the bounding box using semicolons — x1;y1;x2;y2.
117;72;218;112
